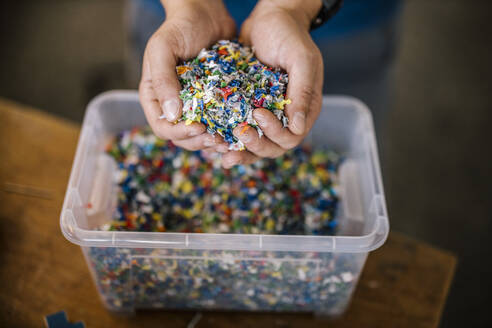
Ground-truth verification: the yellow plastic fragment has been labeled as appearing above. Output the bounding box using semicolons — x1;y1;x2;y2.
274;99;292;110
182;180;193;193
176;66;191;75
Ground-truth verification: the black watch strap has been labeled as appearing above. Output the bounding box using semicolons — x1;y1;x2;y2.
310;0;344;31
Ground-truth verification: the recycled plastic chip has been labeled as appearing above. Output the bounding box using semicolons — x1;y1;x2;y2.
172;40;291;151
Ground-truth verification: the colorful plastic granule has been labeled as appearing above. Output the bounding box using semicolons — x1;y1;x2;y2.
87;247;362;315
103;126;341;235
172;40;290;151
86;127;360;315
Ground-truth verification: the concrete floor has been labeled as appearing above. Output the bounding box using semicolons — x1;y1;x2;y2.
1;0;491;327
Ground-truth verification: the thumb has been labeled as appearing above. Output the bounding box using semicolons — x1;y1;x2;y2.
284;51;320;135
146;30;182;122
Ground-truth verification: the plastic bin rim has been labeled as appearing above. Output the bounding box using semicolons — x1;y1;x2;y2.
61;213;388;253
83;90;375;130
60;90;389;253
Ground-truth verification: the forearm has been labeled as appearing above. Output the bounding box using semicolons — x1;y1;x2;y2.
259;0;322;29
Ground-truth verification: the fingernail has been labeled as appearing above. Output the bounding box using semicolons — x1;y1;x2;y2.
254;112;268;128
240;133;251;143
234;127;251;143
203;136;216;147
291;112;306;134
163;99;179;122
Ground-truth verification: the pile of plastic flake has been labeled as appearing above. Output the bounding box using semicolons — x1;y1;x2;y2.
102;127;341;236
173;40;290;151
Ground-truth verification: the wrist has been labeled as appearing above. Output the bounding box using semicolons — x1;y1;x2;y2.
162;0;224;16
261;0;322;29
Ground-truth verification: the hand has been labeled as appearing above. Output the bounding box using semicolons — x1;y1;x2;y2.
222;0;324;168
139;0;235;153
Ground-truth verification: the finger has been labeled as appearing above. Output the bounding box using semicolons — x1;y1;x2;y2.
219;16;237;41
140;52;206;140
206;135;230;153
200;149;224;162
284;49;320;135
233;125;285;158
214;143;230;153
202;139;231;154
153;113;205;141
201;147;216;155
238;17;253;45
172;133;229;151
202;145;229;154
146;29;182;122
253;108;302;150
222;151;260;169
172;134;214;151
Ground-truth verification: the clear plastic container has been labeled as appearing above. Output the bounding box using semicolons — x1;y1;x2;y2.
60;90;388;316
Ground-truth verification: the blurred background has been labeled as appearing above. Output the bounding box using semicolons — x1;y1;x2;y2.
0;0;491;327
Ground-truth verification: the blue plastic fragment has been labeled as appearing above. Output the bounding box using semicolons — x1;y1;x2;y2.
44;311;85;328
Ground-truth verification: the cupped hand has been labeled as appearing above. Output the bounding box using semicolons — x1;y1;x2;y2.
139;0;234;153
222;0;323;168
